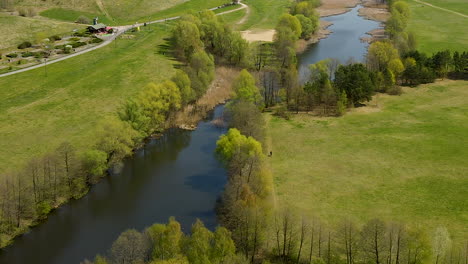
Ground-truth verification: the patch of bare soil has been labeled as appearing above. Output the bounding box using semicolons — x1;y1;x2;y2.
358;7;390;22
296;20;333;53
317;0;360;17
240;29;276;42
171;67;239;129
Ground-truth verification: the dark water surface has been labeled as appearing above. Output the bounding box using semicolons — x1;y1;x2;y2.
0;106;227;264
298;5;381;82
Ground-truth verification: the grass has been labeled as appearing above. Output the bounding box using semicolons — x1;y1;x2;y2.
239;0;290;30
422;0;468;15
0;23;176;175
266;80;468;241
38;0;229;25
218;6;248;26
0;13;84;49
407;0;468;54
40;8;115;25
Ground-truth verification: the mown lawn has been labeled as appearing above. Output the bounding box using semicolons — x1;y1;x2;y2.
0;24;176;176
422;0;468;15
239;0;290;30
408;0;468;54
267;80;468;241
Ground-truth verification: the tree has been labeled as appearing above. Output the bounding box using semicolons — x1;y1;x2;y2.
334;64;374;106
361;219;387;264
81;149;107;182
367;41;400;72
186;50;215;97
184;219;213;264
172;70;194;105
147;217;183;261
277;14;302;40
388;58;405;79
226;101;266;143
232;69;262;106
275;26;297;68
211;227;236;263
173;21;203;60
295;14;316;39
432;227;451;264
110;229;150;264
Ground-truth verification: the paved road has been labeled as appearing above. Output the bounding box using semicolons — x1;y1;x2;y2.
0;2;247;78
413;0;468;18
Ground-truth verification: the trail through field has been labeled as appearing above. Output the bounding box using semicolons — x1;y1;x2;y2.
0;1;247;78
95;0;114;21
412;0;468;18
236;1;250;24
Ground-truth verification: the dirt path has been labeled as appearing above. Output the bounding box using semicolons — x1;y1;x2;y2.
412;0;468;18
236;1;250;24
0;2;247;78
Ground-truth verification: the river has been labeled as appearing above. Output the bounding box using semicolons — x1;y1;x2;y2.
0;106;227;264
0;5;381;264
298;5;381;82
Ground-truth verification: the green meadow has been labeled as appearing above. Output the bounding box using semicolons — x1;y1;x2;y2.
239;0;290;30
408;0;468;53
0;24;175;176
267;80;468;241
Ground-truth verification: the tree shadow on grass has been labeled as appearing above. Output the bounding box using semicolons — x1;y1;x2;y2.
157;37;185;69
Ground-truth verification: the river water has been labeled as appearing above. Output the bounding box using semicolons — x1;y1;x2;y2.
0;106;227;264
0;5;381;264
298;5;381;82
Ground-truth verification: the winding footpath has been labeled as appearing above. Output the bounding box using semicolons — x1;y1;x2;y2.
0;2;248;78
413;0;468;18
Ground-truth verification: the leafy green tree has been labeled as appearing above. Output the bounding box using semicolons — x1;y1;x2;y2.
172;70;194;105
81;149;107;181
391;1;411;23
186;49;215;97
147;217;183;261
334;64;374;106
233;69;262;106
295;14;316;39
94;255;108;264
292;1;319;17
226;101;266;142
388;58;405;79
336;90;348;116
275;26;297;68
138;81;182;131
367;41;400;71
211;227;236;263
277;14;302;40
184;219;213;264
173;21;203;60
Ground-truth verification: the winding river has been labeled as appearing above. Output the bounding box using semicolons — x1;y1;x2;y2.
0;5;381;264
298;5;381;82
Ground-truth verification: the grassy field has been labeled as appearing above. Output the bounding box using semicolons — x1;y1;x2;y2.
267;80;468;241
239;0;290;30
408;0;468;53
0;13;83;50
423;0;468;15
0;23;176;175
39;8;115;25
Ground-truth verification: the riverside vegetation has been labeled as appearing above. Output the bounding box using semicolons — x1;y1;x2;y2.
1;0;466;262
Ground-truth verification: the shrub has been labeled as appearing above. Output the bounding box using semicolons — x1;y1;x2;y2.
76;15;91;24
70;41;86;48
17;7;27;17
69;37;80;41
21;51;34;57
273;106;291;120
17;41;32;49
6;53;18;58
386;85;402;95
49;35;62;41
36;201;52;220
90;37;103;44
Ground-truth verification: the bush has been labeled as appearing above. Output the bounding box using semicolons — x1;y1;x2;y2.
33;51;48;58
76;15;91;24
70;41;86;48
90;37;103;44
386;85;402;95
36;201;52;220
69;37;80;41
49;35;62;41
21;51;34;57
6;53;18;58
17;7;27;17
273;106;291;120
17;41;32;49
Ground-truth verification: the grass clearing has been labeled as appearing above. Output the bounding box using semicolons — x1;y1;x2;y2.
422;0;468;15
0;23;176;175
0;13;84;49
408;0;468;53
40;8;114;25
218;7;248;26
267;80;468;241
239;0;290;30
